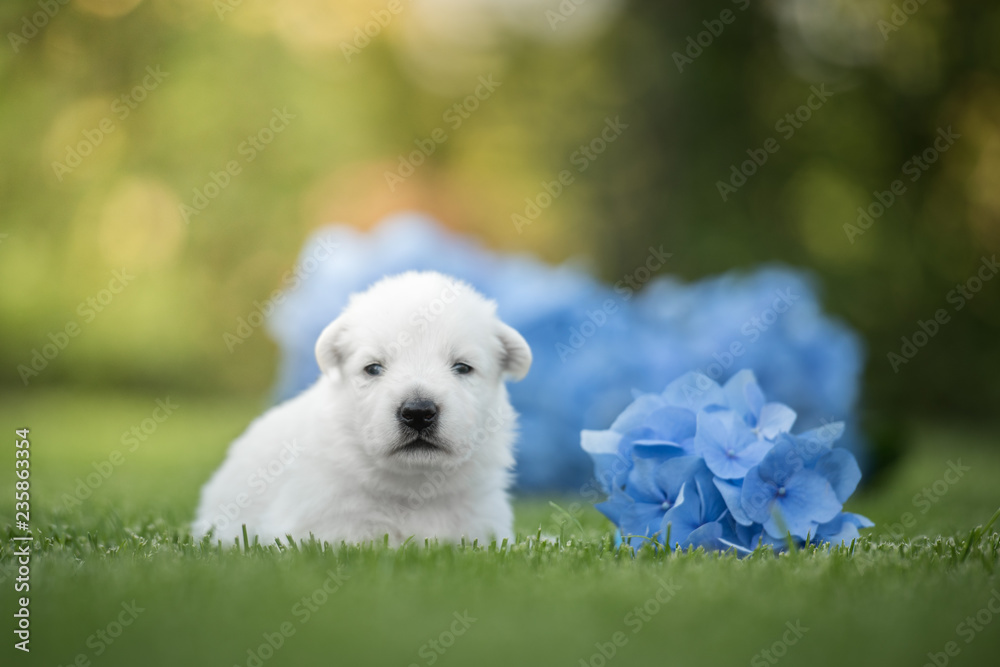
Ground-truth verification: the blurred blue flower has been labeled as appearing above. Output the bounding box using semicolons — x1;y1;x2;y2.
584;371;872;552
268;213;866;493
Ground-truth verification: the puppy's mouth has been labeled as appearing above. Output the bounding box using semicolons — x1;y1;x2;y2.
392;437;445;455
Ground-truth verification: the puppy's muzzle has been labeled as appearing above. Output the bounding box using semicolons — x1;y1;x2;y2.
398;398;438;432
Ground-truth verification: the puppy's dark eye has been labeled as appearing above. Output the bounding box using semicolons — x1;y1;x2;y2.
452;362;473;375
364;363;384;377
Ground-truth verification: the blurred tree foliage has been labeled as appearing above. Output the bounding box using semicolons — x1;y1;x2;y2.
0;0;997;432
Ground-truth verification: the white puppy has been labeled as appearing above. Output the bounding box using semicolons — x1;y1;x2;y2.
193;271;531;545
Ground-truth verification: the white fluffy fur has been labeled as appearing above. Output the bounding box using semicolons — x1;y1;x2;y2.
193;271;531;545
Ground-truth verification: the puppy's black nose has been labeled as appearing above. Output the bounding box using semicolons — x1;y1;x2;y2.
398;398;438;431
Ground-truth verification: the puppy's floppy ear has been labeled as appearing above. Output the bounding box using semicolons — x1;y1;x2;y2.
315;317;348;374
496;322;532;381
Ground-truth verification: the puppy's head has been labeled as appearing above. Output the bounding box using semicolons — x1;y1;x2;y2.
315;271;531;469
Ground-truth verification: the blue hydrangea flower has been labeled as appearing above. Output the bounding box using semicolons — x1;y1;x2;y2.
583;370;871;552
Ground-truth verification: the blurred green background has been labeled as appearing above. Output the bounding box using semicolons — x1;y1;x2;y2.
1;0;998;430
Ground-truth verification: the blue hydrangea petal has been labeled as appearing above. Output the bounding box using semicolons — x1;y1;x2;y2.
621;501;668;539
797;421;845;448
789;424;843;467
609;394;668;434
595;488;633;525
762;469;842;539
643;407;698;443
815;448;862;503
588;452;631;494
653;456;704;506
696;410;772;479
756;436;802;486
726;438;774;479
815;512;870;545
723;369;765;425
632;443;688;460
618;426;661;453
581;429;622;455
626;456;668;504
817;518;859;545
661;372;726;411
683;520;725;551
757;402;797;439
714;477;754;526
717;535;755;556
740;465;778;524
694;469;728;523
714;513;755;555
661;486;703;547
735;521;767;550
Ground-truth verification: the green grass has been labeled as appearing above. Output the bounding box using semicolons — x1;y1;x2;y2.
2;390;999;667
